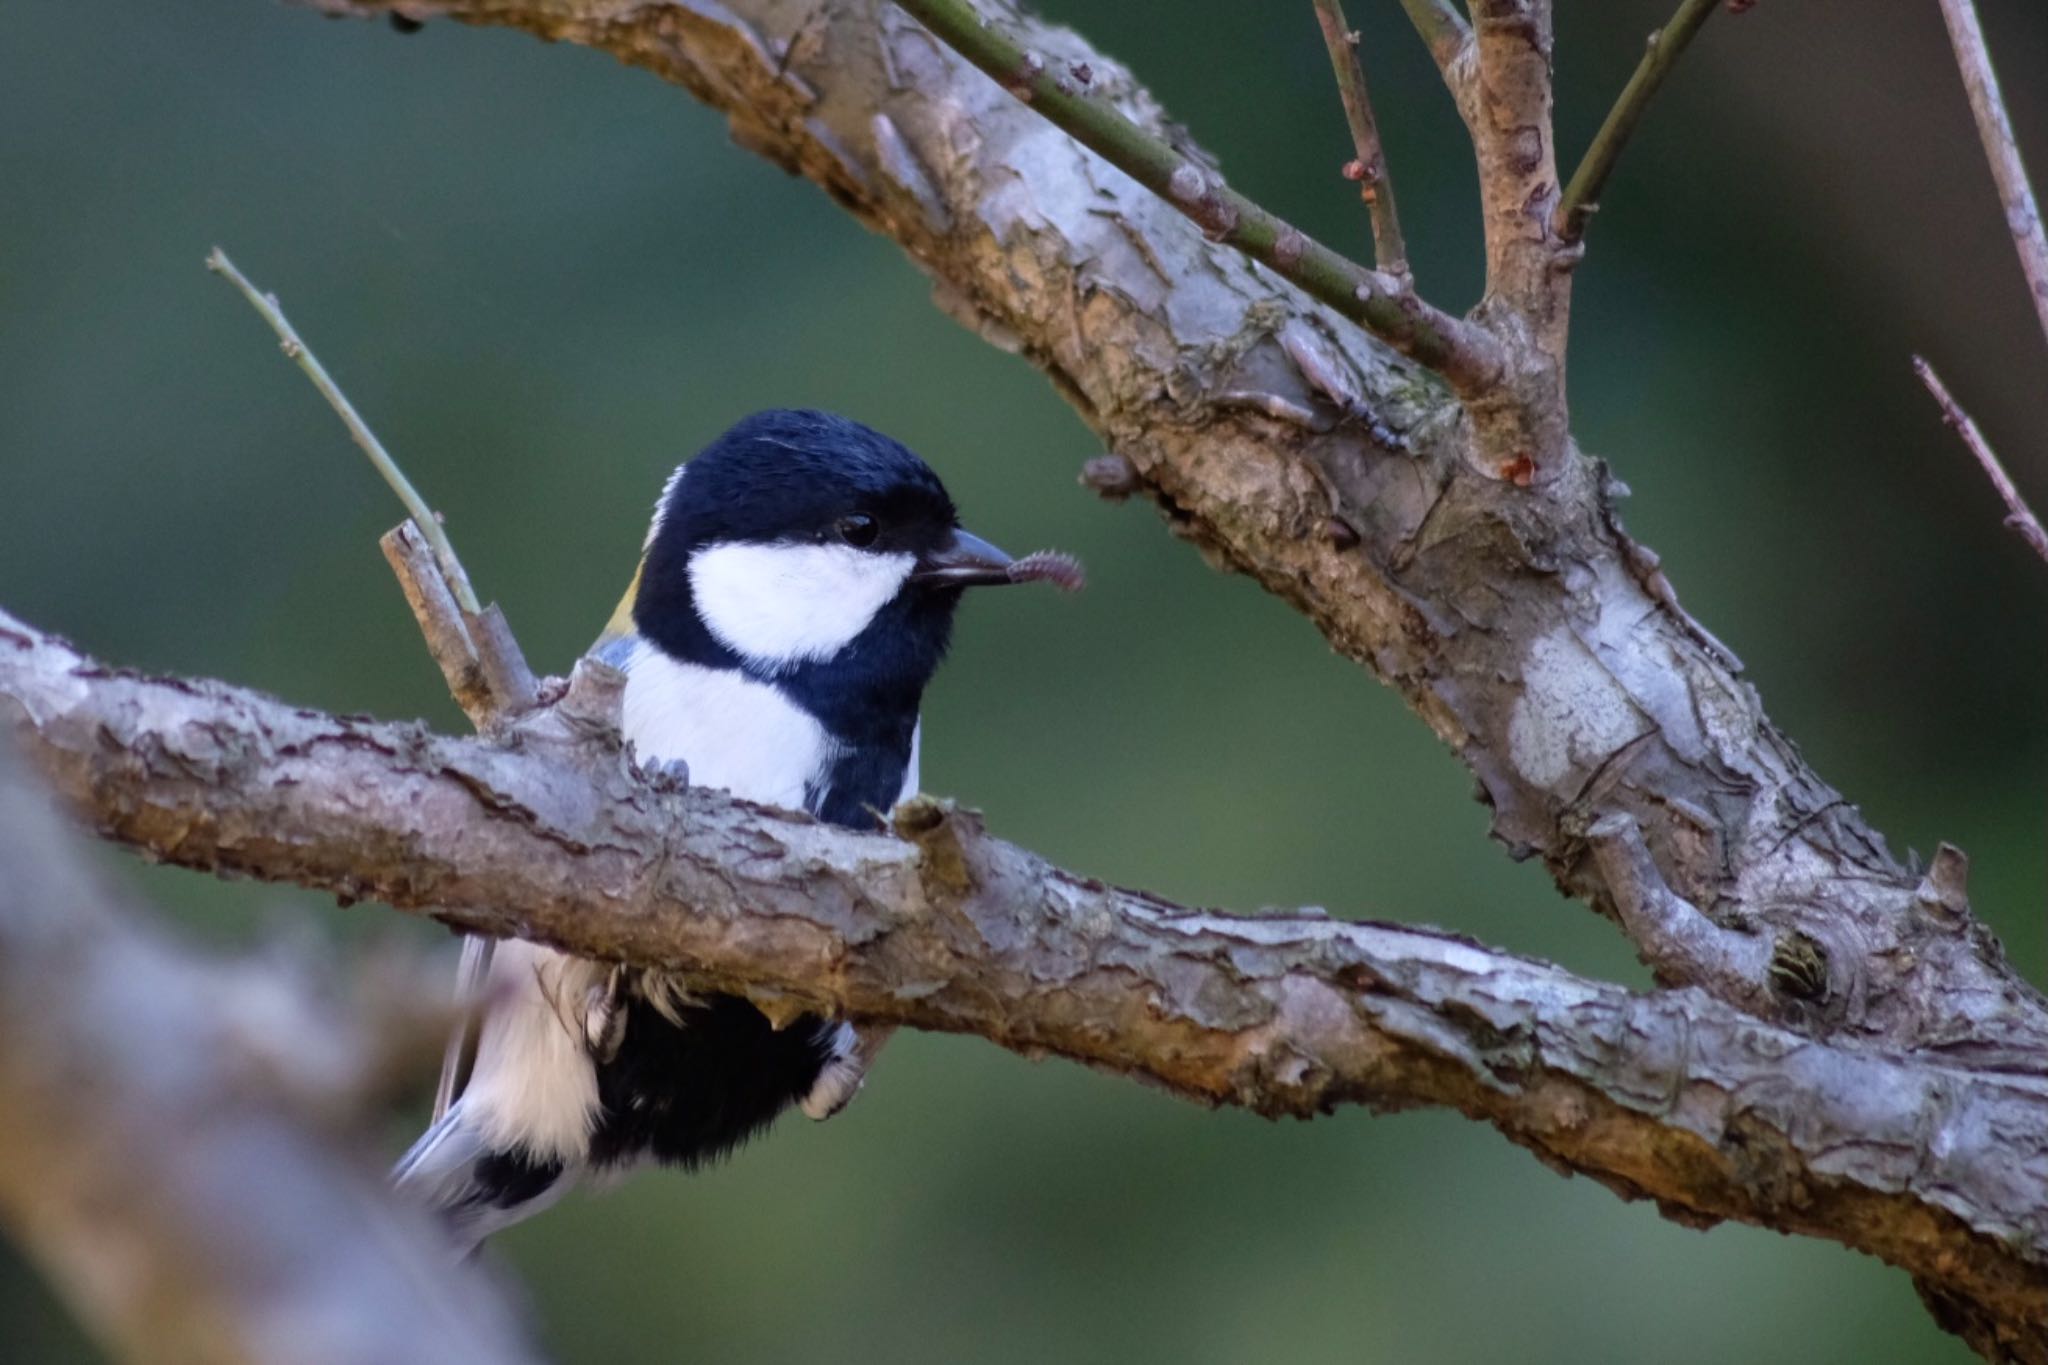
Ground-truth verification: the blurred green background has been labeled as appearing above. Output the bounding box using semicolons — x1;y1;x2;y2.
4;0;2046;1360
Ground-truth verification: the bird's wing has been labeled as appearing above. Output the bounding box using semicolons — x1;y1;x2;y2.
431;935;496;1121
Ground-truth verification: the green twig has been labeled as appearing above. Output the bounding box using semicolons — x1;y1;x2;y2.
1312;0;1410;282
205;247;482;614
1555;0;1719;244
890;0;1501;396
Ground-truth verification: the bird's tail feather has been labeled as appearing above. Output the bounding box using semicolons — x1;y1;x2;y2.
393;1102;576;1257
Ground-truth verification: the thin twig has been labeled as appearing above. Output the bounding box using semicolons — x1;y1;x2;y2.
1312;0;1410;281
889;0;1502;397
1913;356;2048;566
1936;0;2048;358
1556;0;1719;244
205;246;537;717
205;247;483;614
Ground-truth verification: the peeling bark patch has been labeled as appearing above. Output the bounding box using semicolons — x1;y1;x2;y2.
871;112;951;232
1508;629;1649;790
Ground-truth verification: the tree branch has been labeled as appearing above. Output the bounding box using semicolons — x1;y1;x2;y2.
885;0;1503;398
208;248;479;618
0;734;537;1365
1395;0;1477;120
1311;0;1410;281
1466;0;1564;330
208;247;539;729
1556;0;1720;245
167;3;2048;1349
290;0;2045;1053
1912;356;2048;566
1937;0;2048;357
6;609;2048;1355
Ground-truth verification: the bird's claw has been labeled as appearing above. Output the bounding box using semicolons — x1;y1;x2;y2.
584;965;629;1063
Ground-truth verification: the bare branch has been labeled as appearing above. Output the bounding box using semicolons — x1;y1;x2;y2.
380;522;496;726
208;248;479;615
208;248;538;724
1311;0;1409;281
0;737;537;1365
885;0;1503;397
7;609;2048;1354
1937;0;2048;357
1913;356;2048;566
1465;0;1563;327
1556;0;1720;245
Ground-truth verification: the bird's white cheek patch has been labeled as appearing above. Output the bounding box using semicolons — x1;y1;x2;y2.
687;540;914;669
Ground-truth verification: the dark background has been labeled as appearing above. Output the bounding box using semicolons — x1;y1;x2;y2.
4;1;2046;1360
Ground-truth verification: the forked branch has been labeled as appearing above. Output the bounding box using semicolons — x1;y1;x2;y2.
207;247;539;729
887;0;1502;396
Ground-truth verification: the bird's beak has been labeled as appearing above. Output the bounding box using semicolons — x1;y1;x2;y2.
910;528;1016;588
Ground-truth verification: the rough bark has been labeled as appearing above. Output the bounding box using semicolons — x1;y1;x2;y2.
6;611;2048;1359
35;0;2042;1354
308;0;2048;1059
0;732;537;1365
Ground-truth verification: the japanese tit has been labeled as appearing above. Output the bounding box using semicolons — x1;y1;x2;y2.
394;409;1077;1252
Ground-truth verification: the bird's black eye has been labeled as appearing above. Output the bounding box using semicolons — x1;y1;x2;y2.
835;513;879;548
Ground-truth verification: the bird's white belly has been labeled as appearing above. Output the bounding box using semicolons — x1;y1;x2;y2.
621;645;836;809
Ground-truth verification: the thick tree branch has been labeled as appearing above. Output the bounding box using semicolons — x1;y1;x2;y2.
5;610;2048;1358
1556;0;1720;245
1312;0;1410;281
0;736;537;1365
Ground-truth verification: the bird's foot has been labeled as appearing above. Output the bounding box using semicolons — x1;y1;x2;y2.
583;965;629;1063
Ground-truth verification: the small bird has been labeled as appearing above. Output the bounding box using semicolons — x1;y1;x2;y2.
394;410;1077;1252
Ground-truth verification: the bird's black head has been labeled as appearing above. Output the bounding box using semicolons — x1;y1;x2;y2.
631;410;1016;700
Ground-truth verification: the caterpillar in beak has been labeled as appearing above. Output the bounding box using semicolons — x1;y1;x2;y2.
1007;549;1086;592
